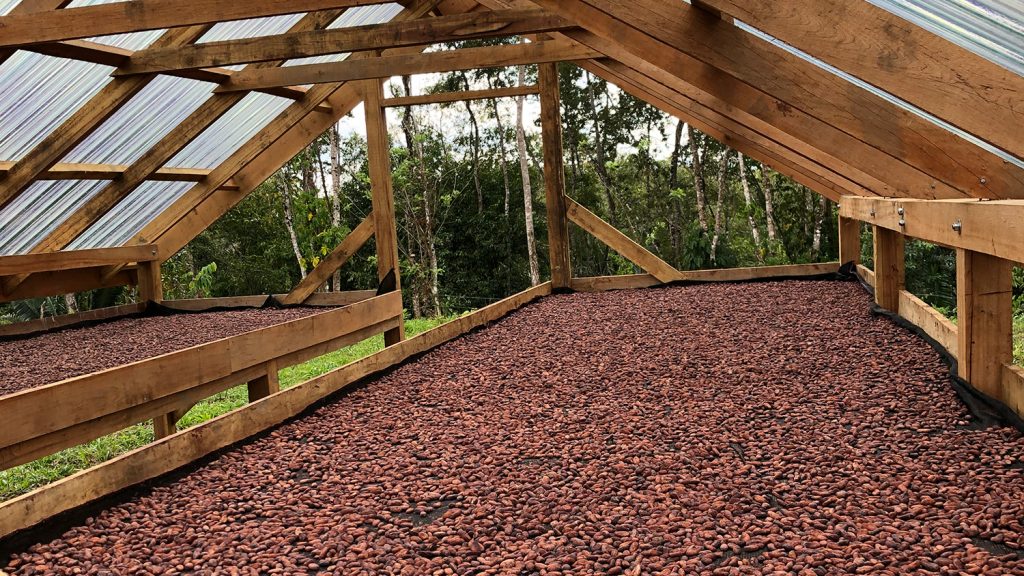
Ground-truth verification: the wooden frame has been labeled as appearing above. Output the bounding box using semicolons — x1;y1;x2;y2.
569;263;842;292
383;85;539;107
0;292;403;471
0;282;551;539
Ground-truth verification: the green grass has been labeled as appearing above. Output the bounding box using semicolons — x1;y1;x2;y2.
0;315;453;501
1015;315;1024;367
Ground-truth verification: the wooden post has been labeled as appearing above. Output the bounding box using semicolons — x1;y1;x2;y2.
136;260;163;302
872;225;903;312
152;413;176;439
956;249;1013;400
838;215;860;265
363;77;405;346
538;62;571;289
247;360;280;401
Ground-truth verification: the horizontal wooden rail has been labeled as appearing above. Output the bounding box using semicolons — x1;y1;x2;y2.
0;162;239;189
0;282;552;538
0;291;403;470
383;85;539;107
840;196;1024;265
569;262;841;291
0;245;157;276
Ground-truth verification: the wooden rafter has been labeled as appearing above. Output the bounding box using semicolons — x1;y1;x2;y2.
115;9;573;76
0;0;71;67
0;162;237;187
0;245;157;276
691;0;1024;161
527;0;1024;200
383;85;538;107
279;213;376;306
0;0;398;48
213;40;600;92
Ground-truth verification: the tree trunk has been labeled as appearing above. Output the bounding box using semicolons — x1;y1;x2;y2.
759;166;779;242
737;152;763;262
63;293;78;314
668;120;685;256
406;231;422;319
329;124;343;291
461;74;483;215
486;76;512;217
687;125;709;234
279;171;306;279
812;194;827;259
585;71;616;224
710;150;728;265
517;64;541;287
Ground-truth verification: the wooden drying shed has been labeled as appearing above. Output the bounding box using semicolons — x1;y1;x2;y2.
0;0;1021;539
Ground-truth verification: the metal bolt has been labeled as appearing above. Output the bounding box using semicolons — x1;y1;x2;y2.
980;177;988;185
952;219;962;233
869;209;876;217
899;218;906;227
897;207;905;216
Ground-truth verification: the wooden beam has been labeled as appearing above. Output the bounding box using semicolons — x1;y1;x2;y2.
247;360;280;402
280;213;376;306
0;0;71;67
838;215;861;264
839;196;1024;265
117;9;572;75
0;162;238;187
0;245;156;276
957;249;1013;401
568;262;841;291
690;0;1024;160
538;62;571;289
364;78;405;346
529;0;1024;200
565;197;682;283
898;289;957;357
0;0;398;48
0;267;136;304
872;226;904;312
136;260;163;302
383;85;538;107
0;282;550;538
214;40;602;92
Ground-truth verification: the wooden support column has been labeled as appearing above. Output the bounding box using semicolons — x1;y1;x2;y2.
363;77;405;346
838;215;861;265
957;249;1013;400
872;226;904;312
152;413;176;439
136;260;163;303
538;62;571;289
247;360;280;401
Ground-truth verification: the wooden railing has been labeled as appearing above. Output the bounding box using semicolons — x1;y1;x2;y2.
839;196;1023;419
0;291;401;471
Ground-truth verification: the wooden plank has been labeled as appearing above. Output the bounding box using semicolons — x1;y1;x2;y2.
0;0;397;47
0;245;157;276
1002;364;1024;422
247;360;280;401
0;268;135;304
0;292;402;451
840;196;1024;265
0;303;144;338
956;249;1012;401
159;295;271;311
280;213;376;306
364;78;405;346
0;282;550;538
289;290;378;307
565;197;682;283
691;0;1024;160
898;290;957;356
135;260;163;303
857;264;875;288
569;263;844;291
873;226;904;312
0;162;235;186
838;215;861;265
383;85;538;107
530;0;1024;200
0;317;400;470
538;62;571;289
214;40;602;92
117;9;572;75
570;274;661;292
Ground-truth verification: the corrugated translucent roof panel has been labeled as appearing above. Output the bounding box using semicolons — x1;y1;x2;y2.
68;0;167;50
69;181;193;249
0;53;113;161
165;92;293;169
63;76;214;165
199;14;306;71
0;180;108;255
866;0;1024;77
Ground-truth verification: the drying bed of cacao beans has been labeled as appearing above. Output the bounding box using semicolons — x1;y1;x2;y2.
5;280;1024;575
0;306;333;397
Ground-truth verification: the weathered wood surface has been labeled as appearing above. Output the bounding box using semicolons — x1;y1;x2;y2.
956;249;1013;401
0;245;157;276
898;290;957;356
569;263;842;291
384;85;539;108
280;214;375;306
0;282;551;539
